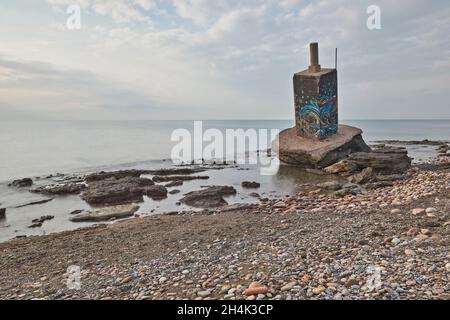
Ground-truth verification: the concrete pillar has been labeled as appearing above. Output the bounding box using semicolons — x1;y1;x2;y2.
293;42;338;140
308;42;321;73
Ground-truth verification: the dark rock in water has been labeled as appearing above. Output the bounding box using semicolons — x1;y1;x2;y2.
82;177;154;206
374;139;446;146
9;178;33;188
347;167;374;184
180;186;237;208
153;175;209;183
70;209;84;215
347;146;412;174
146;168;207;176
31;183;86;195
241;181;261;189
276;125;371;168
28;222;42;228
169;189;181;195
249;192;261;198
15;198;53;208
31;215;54;224
165;180;183;187
145;185;168;200
0;208;5;219
85;170;147;183
70;204;139;222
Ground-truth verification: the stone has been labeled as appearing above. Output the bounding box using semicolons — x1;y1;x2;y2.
316;181;342;191
70;204;139;222
312;285;326;295
180;186;237;208
218;203;258;212
31;183;86;195
197;290;211;298
346;146;412;174
411;208;426;216
244;286;268;296
390;209;402;214
324;159;358;174
165;180;183;187
347;167;374;184
426;208;437;214
276;125;371;168
152;175;209;183
15;198;53;208
85;170;146;182
169;189;181;195
9;178;33;188
146;168;207;176
281;281;297;291
145;185;168;200
82;177;154;206
0;208;5;219
241;181;261;189
404;249;415;256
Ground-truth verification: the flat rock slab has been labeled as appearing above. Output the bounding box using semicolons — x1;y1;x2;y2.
70;204;139;222
180;186;237;208
277;125;371;168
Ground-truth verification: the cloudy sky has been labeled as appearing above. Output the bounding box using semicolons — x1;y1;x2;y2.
0;0;449;120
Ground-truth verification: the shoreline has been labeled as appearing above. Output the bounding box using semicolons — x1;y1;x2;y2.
0;162;448;300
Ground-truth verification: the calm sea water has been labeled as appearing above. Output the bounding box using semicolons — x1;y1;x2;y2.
0;120;449;183
0;120;449;241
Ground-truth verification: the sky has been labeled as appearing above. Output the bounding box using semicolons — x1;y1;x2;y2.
0;0;449;120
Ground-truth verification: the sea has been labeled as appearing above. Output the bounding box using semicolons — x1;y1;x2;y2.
0;120;449;242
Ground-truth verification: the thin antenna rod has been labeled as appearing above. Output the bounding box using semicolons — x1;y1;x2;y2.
335;48;338;69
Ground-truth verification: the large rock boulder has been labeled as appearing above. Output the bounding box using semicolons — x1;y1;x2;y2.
70;204;139;222
9;178;33;188
82;176;155;206
276;125;371;168
180;186;237;208
346;146;412;174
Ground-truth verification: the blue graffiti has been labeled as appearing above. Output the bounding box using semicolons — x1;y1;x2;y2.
299;95;337;139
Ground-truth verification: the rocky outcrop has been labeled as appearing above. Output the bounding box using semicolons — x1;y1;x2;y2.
85;170;146;183
9;178;33;188
347;146;412;174
82;177;154;206
145;185;168;200
165;180;183;187
241;181;261;189
146;168;207;176
28;215;54;228
31;183;87;195
152;175;209;183
276;125;371;168
15;198;53;208
347;167;373;184
70;204;139;222
180;186;237;208
323;160;358;174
